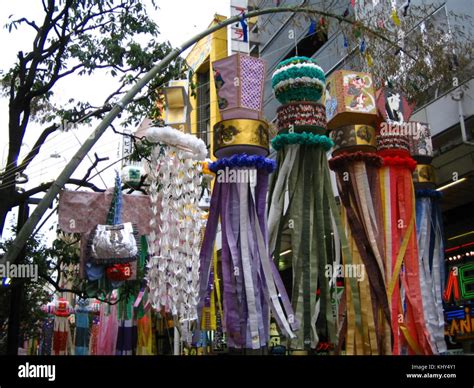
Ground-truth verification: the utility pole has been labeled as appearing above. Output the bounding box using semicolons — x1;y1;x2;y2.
6;201;29;355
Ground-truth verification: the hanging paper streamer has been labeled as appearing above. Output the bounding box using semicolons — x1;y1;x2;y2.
74;299;91;355
137;312;154;355
308;20;317;36
409;122;446;354
97;301;119;355
240;15;248;43
329;149;392;355
52;298;74;355
116;294;136;355
268;57;358;351
377;128;433;355
391;8;401;27
415;189;447;354
366;52;374;67
146;126;207;343
197;153;297;349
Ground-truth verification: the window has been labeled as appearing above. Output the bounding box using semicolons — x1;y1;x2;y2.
196;71;210;146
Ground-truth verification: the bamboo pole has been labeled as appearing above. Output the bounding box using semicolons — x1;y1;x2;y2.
3;5;411;265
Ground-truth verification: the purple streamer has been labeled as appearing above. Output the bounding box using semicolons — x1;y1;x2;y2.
197;165;297;349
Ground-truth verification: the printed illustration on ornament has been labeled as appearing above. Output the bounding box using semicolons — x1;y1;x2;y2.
343;73;376;113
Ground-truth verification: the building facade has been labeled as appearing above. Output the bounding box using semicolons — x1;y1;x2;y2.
186;14;229;159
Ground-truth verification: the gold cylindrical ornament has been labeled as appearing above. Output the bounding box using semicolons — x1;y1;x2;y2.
213;119;269;158
413;164;436;189
330;125;376;156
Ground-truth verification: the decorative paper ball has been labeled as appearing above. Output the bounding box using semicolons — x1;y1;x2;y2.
55;298;71;317
272;56;326;104
121;165;145;188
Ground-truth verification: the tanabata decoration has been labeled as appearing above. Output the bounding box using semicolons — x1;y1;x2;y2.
277;102;327;134
214;119;270;158
377;130;433;355
325;70;377;130
96;299;119;355
328;80;391;354
199;154;297;349
414;189;446;354
329;149;392;354
376;87;415;125
145;126;207;342
116;295;136;355
411;125;446;354
408;122;433;164
268;57;352;351
213;53;266;120
121;165;145;188
272;56;325;105
330;124;376;155
52;298;74;356
197;54;297;350
85;173;136;289
74;299;91;355
137;311;154;355
58;188;152;281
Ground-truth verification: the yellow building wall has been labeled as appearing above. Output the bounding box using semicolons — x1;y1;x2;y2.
187;14;228;161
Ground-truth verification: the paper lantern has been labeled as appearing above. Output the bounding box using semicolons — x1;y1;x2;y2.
277;102;327;134
325;70;377;129
413;164;436;189
213;54;266;120
330;124;376;156
272;56;325;104
213;119;269;158
162;80;192;131
407;122;433;164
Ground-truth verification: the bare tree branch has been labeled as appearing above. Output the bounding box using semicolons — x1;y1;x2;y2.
81;153;109;182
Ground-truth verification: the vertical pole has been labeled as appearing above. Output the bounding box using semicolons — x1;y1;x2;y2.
7;202;29;355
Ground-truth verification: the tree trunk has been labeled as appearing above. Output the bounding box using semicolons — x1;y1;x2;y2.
6;202;29;355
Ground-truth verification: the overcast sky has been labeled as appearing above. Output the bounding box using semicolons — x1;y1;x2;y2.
0;0;230;240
